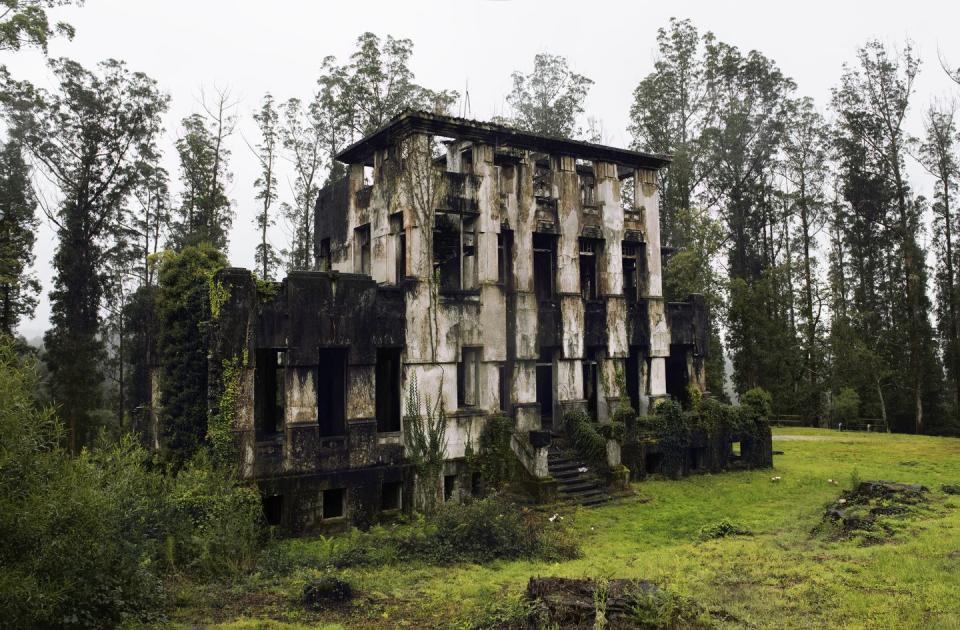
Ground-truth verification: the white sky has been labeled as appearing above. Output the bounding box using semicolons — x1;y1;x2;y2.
4;0;960;340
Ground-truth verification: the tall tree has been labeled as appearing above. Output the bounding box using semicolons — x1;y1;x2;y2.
170;88;235;251
1;58;167;451
504;53;593;138
919;102;960;429
0;0;77;53
0;138;39;335
314;32;457;182
781;97;830;416
629;18;712;249
251;93;280;279
280;95;324;271
832;40;940;433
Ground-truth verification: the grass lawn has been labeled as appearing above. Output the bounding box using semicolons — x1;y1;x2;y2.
171;427;960;629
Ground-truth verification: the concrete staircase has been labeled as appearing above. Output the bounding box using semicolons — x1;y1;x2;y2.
547;446;610;507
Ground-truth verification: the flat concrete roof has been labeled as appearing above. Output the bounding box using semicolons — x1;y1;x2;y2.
335;110;672;171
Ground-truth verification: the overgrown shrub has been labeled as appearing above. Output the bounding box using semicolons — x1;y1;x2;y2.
833;387;861;424
562;409;607;465
0;337;265;627
261;496;580;573
698;519;753;540
468;412;516;492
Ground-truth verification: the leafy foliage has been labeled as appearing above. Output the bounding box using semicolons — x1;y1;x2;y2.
504;53;593;138
468;412;516;492
0;0;78;53
157;244;227;467
0;138;40;335
562;408;607;466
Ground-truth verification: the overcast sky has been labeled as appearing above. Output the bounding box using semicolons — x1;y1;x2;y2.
4;0;960;340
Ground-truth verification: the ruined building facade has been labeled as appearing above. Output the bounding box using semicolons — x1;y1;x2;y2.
210;112;712;531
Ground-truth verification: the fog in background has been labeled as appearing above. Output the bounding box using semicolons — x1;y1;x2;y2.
4;0;959;340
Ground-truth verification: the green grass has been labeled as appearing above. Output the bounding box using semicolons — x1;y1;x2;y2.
171;428;960;629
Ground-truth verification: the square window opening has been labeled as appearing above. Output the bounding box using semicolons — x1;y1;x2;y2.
533;233;557;302
579;239;601;301
381;481;402;511
323;488;345;520
645;452;664;475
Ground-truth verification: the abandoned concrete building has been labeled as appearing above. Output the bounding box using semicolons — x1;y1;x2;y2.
209;111;764;532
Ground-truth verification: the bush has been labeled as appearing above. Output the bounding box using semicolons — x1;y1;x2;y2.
562;409;607;465
833;387;861;424
302;576;354;610
697;519;753;541
261;496;580;572
741;387;773;422
468;412;516;492
0;337;265;627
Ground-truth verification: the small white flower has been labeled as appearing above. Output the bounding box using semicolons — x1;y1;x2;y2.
578;466;589;473
549;513;559;522
771;476;781;482
838;499;847;504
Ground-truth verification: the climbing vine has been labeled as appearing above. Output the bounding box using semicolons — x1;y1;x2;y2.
208;350;246;469
467;412;516;492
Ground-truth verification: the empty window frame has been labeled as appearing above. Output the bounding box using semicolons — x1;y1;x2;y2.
579;238;601;301
376;347;402;433
580;172;597;206
444;474;457;502
497;229;513;287
457;347;481;408
622;242;639;301
583;348;600;420
533;162;551;198
536;348;555;428
317;347;347;437
381;481;402;511
262;495;283;526
355;224;371;275
322;488;345;519
433;213;478;291
254;348;286;436
319;238;331;272
533;233;557;302
498;363;510;413
390;213;406;283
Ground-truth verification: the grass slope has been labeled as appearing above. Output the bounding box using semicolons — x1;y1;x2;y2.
173;428;960;629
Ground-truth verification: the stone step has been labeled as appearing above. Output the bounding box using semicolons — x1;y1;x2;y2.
558;481;604;494
552;470;601;483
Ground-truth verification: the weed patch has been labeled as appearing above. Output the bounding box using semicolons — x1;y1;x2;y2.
816;480;930;543
698;519;753;541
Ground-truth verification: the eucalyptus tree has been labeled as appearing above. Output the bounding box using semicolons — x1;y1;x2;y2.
1;58;168;450
252;93;281;279
504;53;593;139
0;138;39;336
0;0;78;53
280;95;324;271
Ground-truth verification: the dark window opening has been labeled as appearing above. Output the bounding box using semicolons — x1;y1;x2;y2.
255;348;285;436
498;363;510;412
376;348;402;432
318;348;347;437
534;163;551;198
536;348;555;429
583;348;600;420
381;481;402;511
457;347;481;408
533;233;557;302
319;238;331;272
580;172;596;206
665;349;689;406
323;488;345;519
471;471;483;497
622;242;639;301
355;224;371;275
434;213;478;291
645;452;664;475
579;239;600;301
498;230;514;287
390;212;405;283
444;474;456;502
689;447;705;471
262;495;283;526
626;346;642;414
